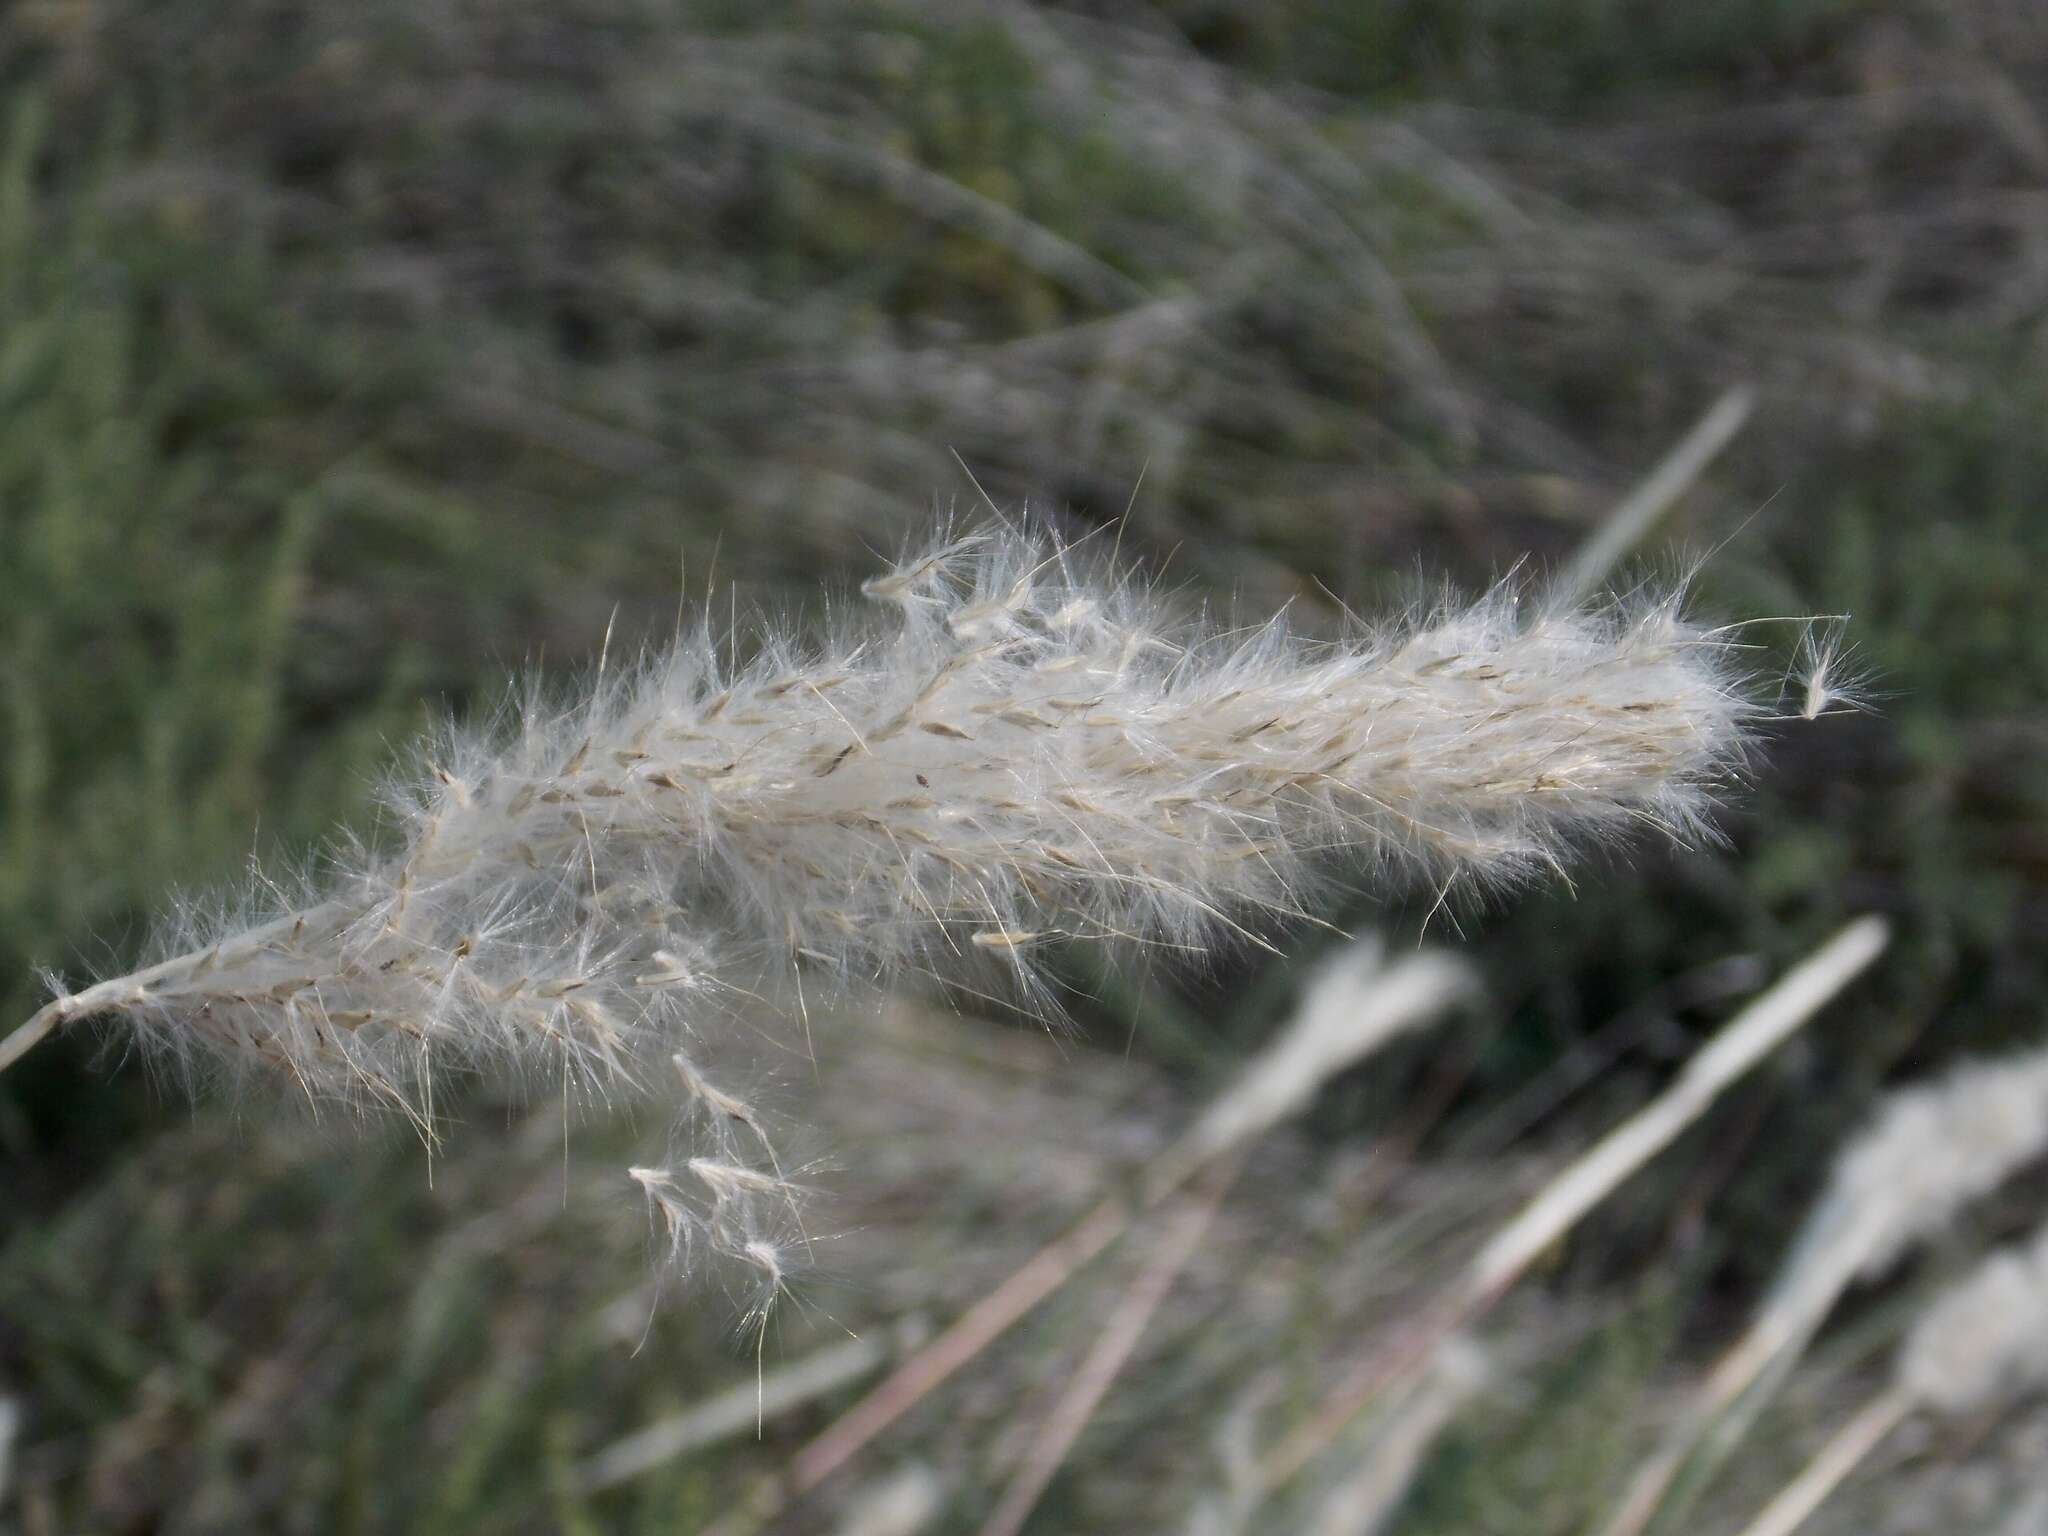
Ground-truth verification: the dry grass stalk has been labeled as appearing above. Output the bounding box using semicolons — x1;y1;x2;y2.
1297;1336;1490;1536
0;1395;18;1508
1557;384;1756;606
977;1154;1244;1536
784;1198;1125;1507
1728;1389;1911;1536
1599;1040;2048;1536
1464;917;1890;1309
1255;916;1889;1491
1731;1217;2048;1536
576;1316;926;1492
786;938;1474;1502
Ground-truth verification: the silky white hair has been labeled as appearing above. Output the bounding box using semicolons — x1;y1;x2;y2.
45;517;1757;1289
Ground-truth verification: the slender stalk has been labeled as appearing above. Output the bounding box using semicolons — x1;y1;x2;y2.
1727;1389;1909;1536
1466;916;1888;1308
577;1319;923;1492
0;999;63;1074
792;1196;1133;1494
0;901;349;1077
1298;1336;1488;1536
977;1155;1243;1536
1559;385;1755;605
1255;916;1889;1489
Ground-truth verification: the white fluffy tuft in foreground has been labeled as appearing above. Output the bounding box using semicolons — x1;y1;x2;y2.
26;518;1759;1289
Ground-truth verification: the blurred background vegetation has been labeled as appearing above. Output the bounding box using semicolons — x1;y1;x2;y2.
1;1;2044;1531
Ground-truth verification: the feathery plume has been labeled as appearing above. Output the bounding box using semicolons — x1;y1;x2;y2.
1790;619;1877;722
3;517;1759;1293
7;521;1753;1086
1896;1220;2048;1415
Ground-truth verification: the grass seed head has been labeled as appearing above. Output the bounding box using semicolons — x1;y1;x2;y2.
28;515;1769;1301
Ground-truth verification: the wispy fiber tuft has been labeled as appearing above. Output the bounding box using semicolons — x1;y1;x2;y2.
8;517;1759;1289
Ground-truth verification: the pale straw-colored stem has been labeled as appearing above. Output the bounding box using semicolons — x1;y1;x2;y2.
1466;917;1887;1307
0;1000;64;1075
1559;384;1755;606
791;1196;1132;1497
784;944;1469;1503
1299;1336;1488;1536
577;1317;924;1491
1727;1387;1909;1536
1256;916;1888;1490
978;1154;1243;1536
1597;1312;1809;1536
0;900;351;1077
1599;1431;1696;1536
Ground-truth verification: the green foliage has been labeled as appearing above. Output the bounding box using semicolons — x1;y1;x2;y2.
0;1106;747;1533
0;108;286;1011
1407;1294;1684;1533
1159;0;1880;110
0;86;503;1176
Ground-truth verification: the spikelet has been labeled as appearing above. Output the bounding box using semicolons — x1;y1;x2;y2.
1789;618;1877;722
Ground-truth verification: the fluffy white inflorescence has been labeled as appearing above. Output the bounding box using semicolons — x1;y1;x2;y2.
40;520;1755;1288
1769;1047;2048;1326
1898;1220;2048;1416
1594;1041;2048;1536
